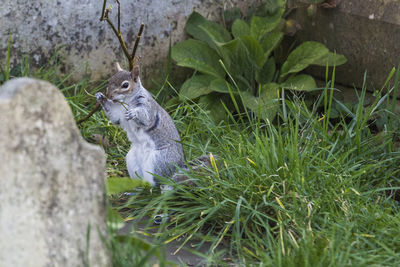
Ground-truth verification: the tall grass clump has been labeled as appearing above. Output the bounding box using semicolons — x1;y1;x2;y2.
120;69;400;266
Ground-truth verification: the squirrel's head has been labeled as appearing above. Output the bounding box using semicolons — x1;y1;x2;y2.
106;62;142;101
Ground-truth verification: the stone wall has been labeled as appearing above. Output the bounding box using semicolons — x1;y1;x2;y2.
290;0;400;93
3;0;398;93
1;0;258;85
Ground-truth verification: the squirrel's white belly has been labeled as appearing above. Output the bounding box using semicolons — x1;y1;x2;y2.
126;128;158;185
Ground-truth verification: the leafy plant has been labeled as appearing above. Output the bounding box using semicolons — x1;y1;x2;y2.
171;0;346;121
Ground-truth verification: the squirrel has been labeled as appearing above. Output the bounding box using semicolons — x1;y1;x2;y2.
95;63;185;186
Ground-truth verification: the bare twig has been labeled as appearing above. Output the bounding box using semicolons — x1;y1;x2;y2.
131;23;144;69
77;103;101;125
116;0;121;33
103;6;132;69
77;0;144;125
99;0;144;70
100;0;107;21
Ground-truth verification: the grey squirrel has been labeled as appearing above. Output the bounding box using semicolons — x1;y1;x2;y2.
95;63;185;186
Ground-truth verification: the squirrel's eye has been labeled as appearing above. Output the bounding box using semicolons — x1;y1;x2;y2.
121;81;130;89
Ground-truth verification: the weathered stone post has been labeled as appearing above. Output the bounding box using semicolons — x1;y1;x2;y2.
0;78;109;266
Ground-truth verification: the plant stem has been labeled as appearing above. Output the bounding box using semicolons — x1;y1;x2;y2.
100;0;107;21
104;9;133;70
131;23;145;69
77;103;101;125
116;0;121;33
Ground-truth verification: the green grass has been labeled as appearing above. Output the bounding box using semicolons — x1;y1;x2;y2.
123;86;400;266
2;47;400;266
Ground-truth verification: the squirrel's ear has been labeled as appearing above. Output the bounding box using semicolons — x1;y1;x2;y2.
115;62;123;72
131;65;140;82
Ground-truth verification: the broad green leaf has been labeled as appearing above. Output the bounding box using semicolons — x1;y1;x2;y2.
236;41;256;82
185;11;231;50
230;75;251;92
261;32;283;59
171;39;225;77
281;74;317;91
232;19;250;38
220;39;239;54
257;57;276;85
250;4;284;41
280;41;330;78
106;177;146;195
250;15;282;41
233;40;253;78
260;82;280;96
217;39;250;79
312;51;347;67
179;74;215;100
210;78;232;93
199;94;227;122
218;39;239;69
224;7;242;25
178;57;225;78
241;83;280;121
107;208;125;230
254;0;285;16
240;35;265;67
199;24;232;49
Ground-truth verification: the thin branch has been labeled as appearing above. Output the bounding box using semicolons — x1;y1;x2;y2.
116;0;121;33
104;8;133;69
131;23;144;69
77;103;101;125
78;0;145;125
100;0;107;21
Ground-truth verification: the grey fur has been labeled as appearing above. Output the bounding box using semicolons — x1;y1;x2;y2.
96;68;184;185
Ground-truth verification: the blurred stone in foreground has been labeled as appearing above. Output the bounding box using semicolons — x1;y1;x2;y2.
0;78;109;266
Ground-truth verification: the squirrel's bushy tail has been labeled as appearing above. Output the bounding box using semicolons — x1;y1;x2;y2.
172;154;218;186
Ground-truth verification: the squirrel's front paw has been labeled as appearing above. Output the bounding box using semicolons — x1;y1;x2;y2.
125;109;137;121
95;92;106;102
